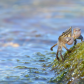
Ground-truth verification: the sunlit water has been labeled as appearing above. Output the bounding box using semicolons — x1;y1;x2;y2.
0;0;84;84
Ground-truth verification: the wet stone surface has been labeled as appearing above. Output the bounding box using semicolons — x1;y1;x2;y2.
0;0;84;84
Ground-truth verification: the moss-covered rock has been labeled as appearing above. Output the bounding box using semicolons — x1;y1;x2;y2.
50;42;84;84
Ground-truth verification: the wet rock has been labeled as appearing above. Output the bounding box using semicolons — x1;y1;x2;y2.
50;42;84;84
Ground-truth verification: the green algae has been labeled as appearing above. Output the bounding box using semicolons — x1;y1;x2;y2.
24;75;29;77
16;59;20;62
36;52;45;56
50;42;84;84
15;66;28;69
6;76;19;81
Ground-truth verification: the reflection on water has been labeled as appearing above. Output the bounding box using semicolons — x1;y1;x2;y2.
0;0;84;84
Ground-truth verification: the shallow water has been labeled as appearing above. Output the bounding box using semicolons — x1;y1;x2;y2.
0;0;84;84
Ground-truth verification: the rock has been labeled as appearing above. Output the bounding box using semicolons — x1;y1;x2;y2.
50;42;84;84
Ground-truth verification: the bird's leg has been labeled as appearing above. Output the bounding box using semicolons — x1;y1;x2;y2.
50;43;57;51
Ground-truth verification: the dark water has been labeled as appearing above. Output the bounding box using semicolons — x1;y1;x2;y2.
0;0;84;84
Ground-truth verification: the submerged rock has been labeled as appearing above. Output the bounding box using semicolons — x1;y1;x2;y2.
50;42;84;84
